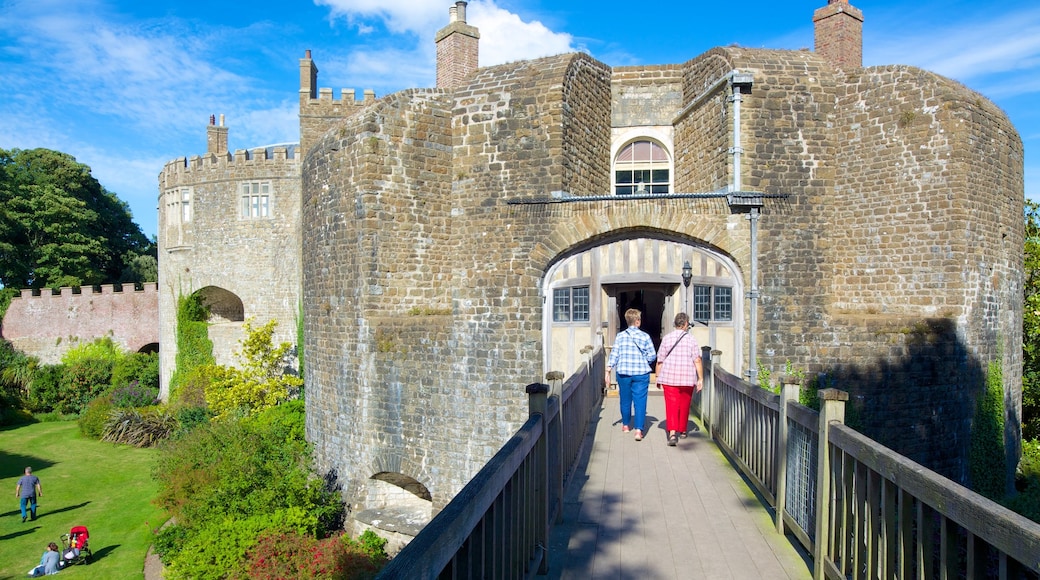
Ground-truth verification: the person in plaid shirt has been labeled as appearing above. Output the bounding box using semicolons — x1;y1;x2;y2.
655;312;703;446
605;308;656;441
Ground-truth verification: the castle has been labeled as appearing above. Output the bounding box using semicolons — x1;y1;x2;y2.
158;0;1024;538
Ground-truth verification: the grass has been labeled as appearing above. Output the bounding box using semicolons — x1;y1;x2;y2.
0;420;165;580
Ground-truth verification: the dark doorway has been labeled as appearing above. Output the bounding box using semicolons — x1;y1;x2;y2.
616;288;666;351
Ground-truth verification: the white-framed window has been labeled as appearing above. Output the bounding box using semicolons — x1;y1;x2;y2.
240;181;270;219
614;140;670;195
180;188;191;222
166;187;192;224
553;286;590;323
693;285;732;323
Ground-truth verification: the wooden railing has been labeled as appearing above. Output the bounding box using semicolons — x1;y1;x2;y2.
376;349;605;579
696;348;1040;579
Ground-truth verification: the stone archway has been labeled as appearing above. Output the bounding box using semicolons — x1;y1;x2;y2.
353;472;434;556
542;236;744;377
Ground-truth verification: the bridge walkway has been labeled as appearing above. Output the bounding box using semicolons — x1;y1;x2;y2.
547;390;812;579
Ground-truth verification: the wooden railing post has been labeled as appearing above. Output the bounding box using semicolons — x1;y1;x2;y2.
776;378;799;535
813;388;848;580
700;346;713;439
526;382;550;575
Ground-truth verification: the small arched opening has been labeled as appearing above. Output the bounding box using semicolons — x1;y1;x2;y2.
352;472;434;556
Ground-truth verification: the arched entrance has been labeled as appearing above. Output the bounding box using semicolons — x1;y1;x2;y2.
542;236;743;378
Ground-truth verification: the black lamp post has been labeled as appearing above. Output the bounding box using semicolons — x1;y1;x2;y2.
682;260;692;312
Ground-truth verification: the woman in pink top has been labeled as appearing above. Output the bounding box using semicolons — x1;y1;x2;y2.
655;313;703;446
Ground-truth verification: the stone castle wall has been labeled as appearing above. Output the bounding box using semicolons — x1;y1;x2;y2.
1;284;159;364
303;43;1023;508
158;147;302;396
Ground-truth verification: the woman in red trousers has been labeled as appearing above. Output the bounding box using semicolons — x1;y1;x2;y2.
655;312;703;446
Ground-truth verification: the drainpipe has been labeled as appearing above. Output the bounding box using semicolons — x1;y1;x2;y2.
727;73;760;386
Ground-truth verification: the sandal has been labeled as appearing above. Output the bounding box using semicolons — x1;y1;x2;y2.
667;435;678;446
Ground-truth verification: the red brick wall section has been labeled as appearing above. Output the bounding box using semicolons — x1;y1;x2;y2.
0;283;159;364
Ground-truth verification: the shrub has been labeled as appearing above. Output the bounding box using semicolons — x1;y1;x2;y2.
111;380;159;408
111;351;160;392
60;357;114;414
237;530;386;580
166;507;318;580
153;401;344;569
153;524;190;565
79;394;114;438
170;365;213;410
175;406;212;436
61;336;122;366
27;364;65;413
204;319;303;420
103;407;177;447
0;338;35;411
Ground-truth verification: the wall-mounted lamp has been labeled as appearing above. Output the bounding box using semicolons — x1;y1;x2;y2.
682;261;692;288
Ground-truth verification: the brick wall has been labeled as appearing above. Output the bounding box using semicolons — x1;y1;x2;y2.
1;284;159;364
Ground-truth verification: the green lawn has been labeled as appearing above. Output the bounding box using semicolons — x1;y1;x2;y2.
0;421;165;580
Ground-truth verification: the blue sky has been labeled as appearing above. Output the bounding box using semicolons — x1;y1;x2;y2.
1;0;1038;239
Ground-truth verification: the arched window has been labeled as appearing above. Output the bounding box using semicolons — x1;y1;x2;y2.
614;140;670;195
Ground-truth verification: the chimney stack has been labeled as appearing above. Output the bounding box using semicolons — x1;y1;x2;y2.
435;1;480;89
813;0;864;70
206;114;228;155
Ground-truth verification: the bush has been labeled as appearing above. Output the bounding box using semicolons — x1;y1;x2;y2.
154;524;190;566
27;364;65;413
170;364;213;411
111;380;159;408
175;406;212;436
153;401;344;576
60;357;114;414
204;319;302;420
79;395;114;438
166;508;318;580
103;407;177;447
111;351;160;392
237;530;386;580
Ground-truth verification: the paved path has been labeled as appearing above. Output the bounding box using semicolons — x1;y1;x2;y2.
546;391;813;580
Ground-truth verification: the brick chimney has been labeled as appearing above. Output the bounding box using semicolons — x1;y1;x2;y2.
813;0;864;70
206;114;228;154
435;1;480;89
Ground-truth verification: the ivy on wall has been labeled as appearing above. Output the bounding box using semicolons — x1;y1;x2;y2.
970;359;1007;500
169;292;214;404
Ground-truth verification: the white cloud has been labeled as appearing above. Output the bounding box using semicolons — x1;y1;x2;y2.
314;0;445;35
468;2;576;66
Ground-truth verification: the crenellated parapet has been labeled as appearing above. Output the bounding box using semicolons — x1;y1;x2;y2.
159;145;299;189
1;283;159;364
298;50;379;157
14;282;158;299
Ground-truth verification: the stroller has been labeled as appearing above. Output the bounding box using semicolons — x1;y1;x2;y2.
59;525;91;567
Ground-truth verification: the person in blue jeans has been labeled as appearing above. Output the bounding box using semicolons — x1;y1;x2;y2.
15;466;42;523
605;308;656;441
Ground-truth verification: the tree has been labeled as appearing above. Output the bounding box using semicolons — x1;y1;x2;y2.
1024;201;1040;439
0;148;155;289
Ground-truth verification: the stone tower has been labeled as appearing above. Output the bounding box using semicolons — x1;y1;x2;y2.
435;1;480;89
813;0;864;69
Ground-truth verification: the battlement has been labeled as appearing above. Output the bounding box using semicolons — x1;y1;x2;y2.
303;87;378;107
160;144;300;182
15;282;159;300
